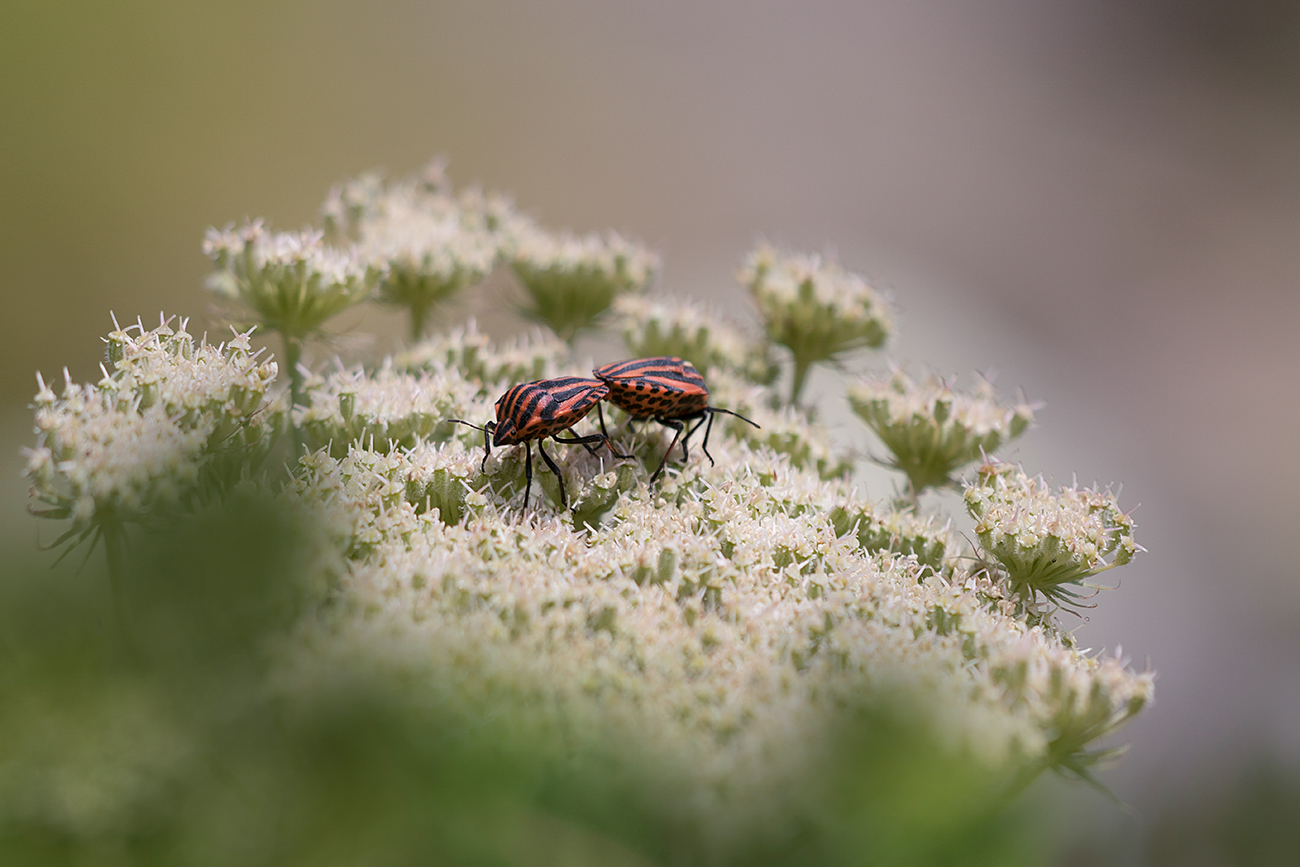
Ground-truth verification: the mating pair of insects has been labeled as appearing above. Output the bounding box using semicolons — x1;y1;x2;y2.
452;357;759;509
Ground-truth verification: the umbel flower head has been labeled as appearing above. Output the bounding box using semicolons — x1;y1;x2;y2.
203;220;379;340
508;221;660;343
25;315;282;549
739;243;893;402
19;159;1155;863
964;460;1140;610
321;159;503;338
849;367;1037;495
613;294;780;385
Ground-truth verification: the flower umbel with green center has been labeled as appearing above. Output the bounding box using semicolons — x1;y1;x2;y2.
508;222;660;344
740;243;893;403
964;459;1140;612
203;220;379;424
850;366;1037;498
323;160;503;339
613;294;780;384
25;315;282;625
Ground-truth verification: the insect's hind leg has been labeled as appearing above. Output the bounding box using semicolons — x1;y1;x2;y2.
649;418;686;483
554;427;633;461
696;407;760;466
535;438;568;509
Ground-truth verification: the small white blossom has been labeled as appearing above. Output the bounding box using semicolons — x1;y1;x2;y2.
26;316;283;543
296;359;483;456
612;294;779;384
395;319;567;387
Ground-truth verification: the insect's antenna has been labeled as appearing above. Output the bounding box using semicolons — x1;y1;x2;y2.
448;418;488;434
708;407;761;429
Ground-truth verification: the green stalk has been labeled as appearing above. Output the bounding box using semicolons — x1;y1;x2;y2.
790;356;813;406
283;332;304;459
102;519;137;655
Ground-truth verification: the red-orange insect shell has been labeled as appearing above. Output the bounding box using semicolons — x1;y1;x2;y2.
592;357;759;482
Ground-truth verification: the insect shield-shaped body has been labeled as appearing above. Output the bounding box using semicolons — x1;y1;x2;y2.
452;377;625;510
593;357;759;483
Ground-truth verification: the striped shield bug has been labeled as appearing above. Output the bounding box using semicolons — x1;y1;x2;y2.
593;357;759;482
451;376;629;509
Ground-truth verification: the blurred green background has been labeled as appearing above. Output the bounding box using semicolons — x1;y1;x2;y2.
4;2;1300;862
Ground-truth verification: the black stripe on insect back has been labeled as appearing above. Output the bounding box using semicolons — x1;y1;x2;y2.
508;378;607;435
598;357;705;390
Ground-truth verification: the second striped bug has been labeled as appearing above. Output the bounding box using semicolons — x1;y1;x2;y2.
592;356;760;483
452;376;628;510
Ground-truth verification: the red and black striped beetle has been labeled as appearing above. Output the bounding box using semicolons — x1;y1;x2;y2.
593;357;759;482
452;376;628;509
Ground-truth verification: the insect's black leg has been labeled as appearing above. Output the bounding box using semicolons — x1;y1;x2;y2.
698;412;716;467
596;403;612;441
536;438;567;509
481;423;494;472
692;407;759;467
522;442;533;509
554;430;633;461
649;419;685;483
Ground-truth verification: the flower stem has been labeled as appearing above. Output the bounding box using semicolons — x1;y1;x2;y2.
409;299;431;342
791;356;813;406
101;519;137;655
283;331;305;459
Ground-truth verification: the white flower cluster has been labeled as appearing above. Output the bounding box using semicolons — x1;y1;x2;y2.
612;294;779;384
964;460;1140;608
296;360;484;457
326;165;502;335
849;367;1037;493
26;316;281;538
509;221;660;341
203;220;377;336
279;429;1151;826
702;369;851;480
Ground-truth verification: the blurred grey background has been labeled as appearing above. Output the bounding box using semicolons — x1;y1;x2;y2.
4;1;1298;860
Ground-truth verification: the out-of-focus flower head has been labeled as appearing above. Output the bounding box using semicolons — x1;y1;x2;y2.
203;220;379;340
321;159;506;337
26;315;283;549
